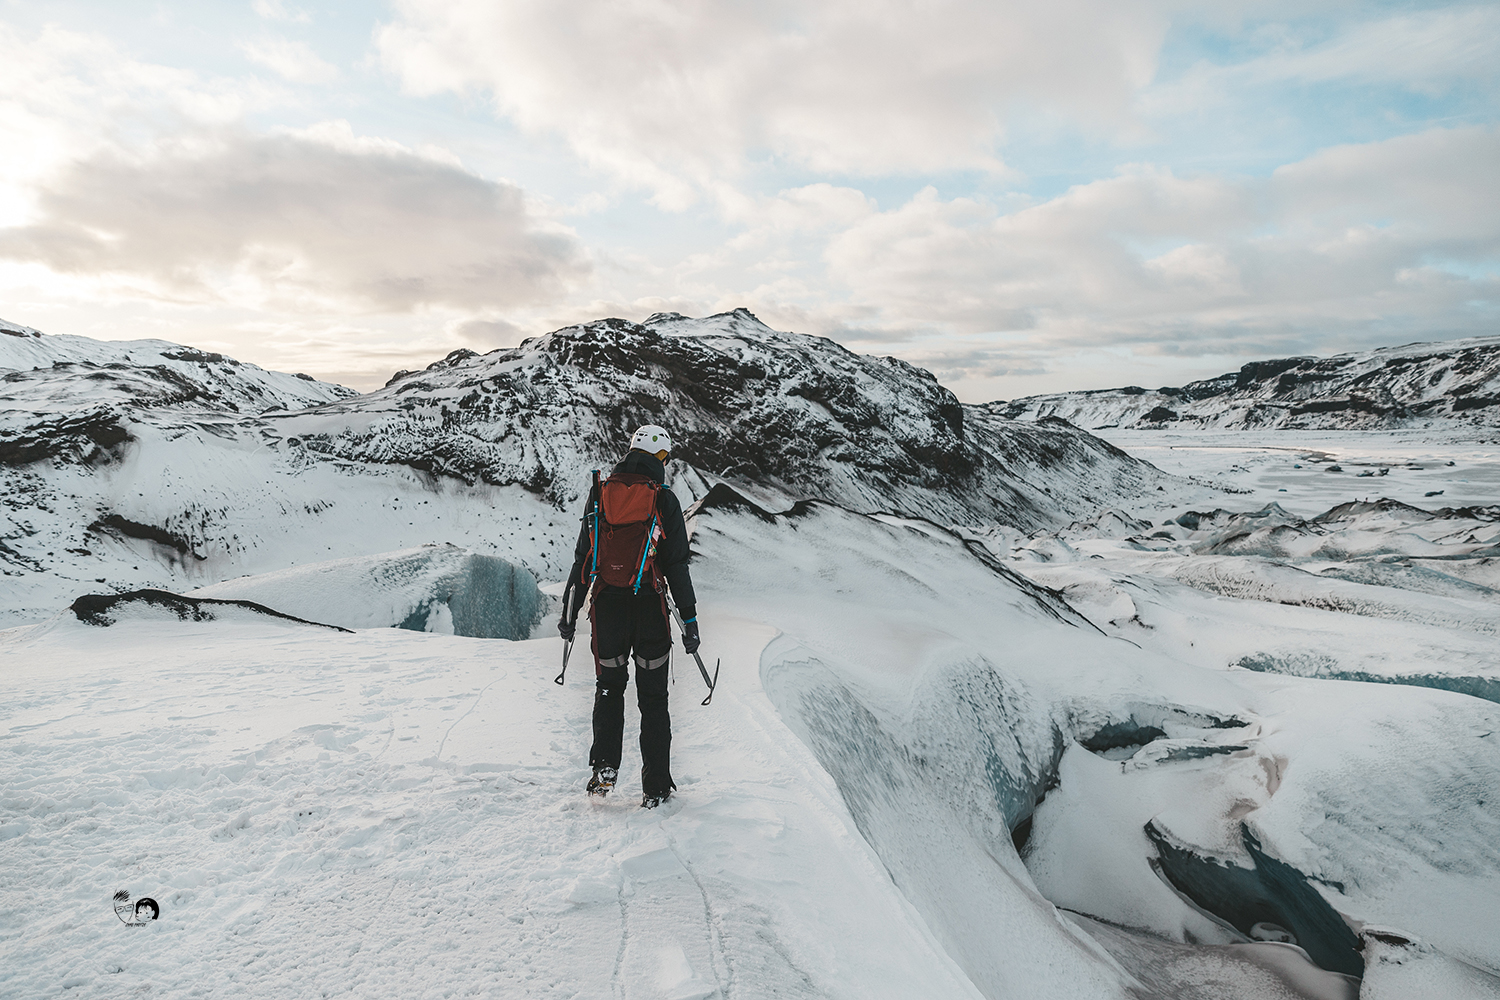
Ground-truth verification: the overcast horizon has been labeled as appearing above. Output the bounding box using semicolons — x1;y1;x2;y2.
0;0;1495;401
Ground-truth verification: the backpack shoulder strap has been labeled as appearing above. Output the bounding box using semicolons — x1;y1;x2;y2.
587;470;602;584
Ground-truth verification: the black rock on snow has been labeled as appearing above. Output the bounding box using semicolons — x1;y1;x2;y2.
70;588;350;631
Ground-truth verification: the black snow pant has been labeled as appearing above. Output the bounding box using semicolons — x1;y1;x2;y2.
588;586;675;798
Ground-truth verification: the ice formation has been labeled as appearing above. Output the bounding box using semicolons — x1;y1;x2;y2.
193;544;545;639
994;492;1500;706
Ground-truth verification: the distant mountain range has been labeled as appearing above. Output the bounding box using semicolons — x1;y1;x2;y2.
1001;336;1500;430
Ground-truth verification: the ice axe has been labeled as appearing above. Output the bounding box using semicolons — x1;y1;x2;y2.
666;594;719;706
554;579;578;686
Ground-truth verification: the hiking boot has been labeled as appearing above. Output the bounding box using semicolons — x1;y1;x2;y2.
641;791;671;809
587;767;617;796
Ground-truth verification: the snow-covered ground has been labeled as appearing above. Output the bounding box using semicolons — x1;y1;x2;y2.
982;428;1500;699
5;459;1500;998
5;314;1500;997
0;598;999;999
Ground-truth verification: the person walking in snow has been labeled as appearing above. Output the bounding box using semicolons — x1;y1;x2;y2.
558;425;699;808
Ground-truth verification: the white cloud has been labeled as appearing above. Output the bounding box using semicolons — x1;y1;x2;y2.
1252;6;1500;91
252;0;312;24
374;1;1500;213
824;171;1257;337
376;0;1172;206
0;124;589;313
755;184;877;233
241;37;339;85
1271;126;1500;243
3;9;1494;399
819;126;1499;369
1143;6;1500;117
0;22;278;223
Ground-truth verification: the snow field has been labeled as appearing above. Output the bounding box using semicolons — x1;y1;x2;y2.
987;430;1500;713
0;611;986;999
1099;428;1500;517
5;484;1500;998
5;404;1500;999
1360;936;1500;999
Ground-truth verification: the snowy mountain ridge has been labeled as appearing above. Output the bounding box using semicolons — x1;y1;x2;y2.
1001;335;1500;431
0;319;354;414
301;308;1161;526
0;316;42;338
0;316;355;467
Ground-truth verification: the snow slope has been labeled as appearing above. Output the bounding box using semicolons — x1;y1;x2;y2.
1001;336;1500;430
193;544;546;638
6;487;1498;998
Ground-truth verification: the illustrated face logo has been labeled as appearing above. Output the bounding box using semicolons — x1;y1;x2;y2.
113;890;160;925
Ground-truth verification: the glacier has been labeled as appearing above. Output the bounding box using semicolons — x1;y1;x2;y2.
3;313;1500;999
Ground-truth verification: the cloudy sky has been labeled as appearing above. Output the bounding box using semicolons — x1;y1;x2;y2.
0;1;1495;398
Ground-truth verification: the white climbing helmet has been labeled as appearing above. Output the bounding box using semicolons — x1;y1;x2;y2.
629;424;673;458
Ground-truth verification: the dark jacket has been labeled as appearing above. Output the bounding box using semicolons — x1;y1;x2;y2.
567;451;696;620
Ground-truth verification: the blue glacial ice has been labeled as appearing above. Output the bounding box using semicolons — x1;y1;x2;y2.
193;543;544;638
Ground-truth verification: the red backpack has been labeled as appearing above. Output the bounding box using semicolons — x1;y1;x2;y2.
585;470;664;593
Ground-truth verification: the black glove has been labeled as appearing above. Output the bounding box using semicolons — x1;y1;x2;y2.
559;582;583;642
681;618;700;655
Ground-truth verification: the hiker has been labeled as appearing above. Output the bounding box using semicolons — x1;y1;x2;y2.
558;425;699;808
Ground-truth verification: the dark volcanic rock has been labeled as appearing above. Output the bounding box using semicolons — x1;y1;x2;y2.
0;408;130;466
70;588;350;630
88;513;205;561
